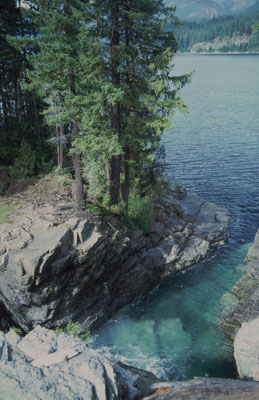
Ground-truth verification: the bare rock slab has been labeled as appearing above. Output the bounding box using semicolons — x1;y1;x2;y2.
221;229;259;340
0;326;122;400
234;316;259;381
0;190;231;333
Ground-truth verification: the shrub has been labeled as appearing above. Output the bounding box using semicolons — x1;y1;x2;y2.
55;321;91;342
10;139;36;179
0;203;17;224
126;189;153;232
10;327;23;336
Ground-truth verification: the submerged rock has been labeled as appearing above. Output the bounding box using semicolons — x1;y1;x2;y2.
0;191;231;332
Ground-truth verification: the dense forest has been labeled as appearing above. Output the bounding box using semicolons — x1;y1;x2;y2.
174;11;259;52
0;0;190;223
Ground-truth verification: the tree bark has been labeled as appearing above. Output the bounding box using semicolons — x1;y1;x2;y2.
120;9;131;207
56;124;63;169
0;85;9;129
108;5;121;204
72;121;84;206
120;145;130;208
138;378;259;400
14;77;20;134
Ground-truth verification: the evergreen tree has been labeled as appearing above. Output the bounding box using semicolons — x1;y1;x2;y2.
77;0;190;206
0;0;48;167
21;0;93;205
12;0;190;211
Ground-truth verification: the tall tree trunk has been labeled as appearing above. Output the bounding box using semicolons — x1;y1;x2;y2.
72;121;84;206
120;145;130;208
0;85;9;129
56;124;63;169
14;77;20;133
63;0;85;207
108;5;121;204
2;76;11;128
26;96;34;145
32;92;42;152
120;3;131;206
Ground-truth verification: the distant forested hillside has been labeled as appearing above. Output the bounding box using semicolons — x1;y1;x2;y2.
165;0;257;20
174;11;259;53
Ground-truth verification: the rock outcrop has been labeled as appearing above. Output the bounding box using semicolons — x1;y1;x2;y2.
0;190;231;332
136;378;259;400
234;316;259;381
221;230;259;382
221;230;259;340
1;326;259;400
0;326;122;400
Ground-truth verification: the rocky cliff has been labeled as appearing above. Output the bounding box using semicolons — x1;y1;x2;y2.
0;188;231;333
220;229;259;382
1;326;259;400
221;229;259;340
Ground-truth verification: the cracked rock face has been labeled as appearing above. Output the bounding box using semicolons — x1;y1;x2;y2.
136;378;259;400
221;230;259;341
0;191;231;333
221;230;259;382
1;326;259;400
0;326;122;400
234;317;259;381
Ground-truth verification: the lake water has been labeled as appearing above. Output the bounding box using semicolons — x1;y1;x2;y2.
91;55;259;380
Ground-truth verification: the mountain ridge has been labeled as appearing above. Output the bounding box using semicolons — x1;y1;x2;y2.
166;0;257;20
174;10;259;53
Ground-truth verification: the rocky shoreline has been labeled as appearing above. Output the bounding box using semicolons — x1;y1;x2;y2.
1;325;259;400
1;185;259;398
221;229;259;382
0;187;231;333
221;230;259;340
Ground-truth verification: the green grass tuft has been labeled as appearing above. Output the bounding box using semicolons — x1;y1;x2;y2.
0;203;17;224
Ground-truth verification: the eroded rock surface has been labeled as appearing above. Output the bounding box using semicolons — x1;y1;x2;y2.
234;317;259;381
0;326;122;400
220;230;259;382
136;378;259;400
0;190;231;332
1;326;259;400
221;230;259;340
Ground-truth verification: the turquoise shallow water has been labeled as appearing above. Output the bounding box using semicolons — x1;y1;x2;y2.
91;244;249;380
90;55;259;380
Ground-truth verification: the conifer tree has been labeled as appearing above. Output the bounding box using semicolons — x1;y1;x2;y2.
14;0;190;210
22;0;92;205
78;0;190;206
0;0;43;164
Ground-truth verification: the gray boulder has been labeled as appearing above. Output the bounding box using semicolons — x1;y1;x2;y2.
0;326;122;400
234;317;259;381
0;191;231;333
2;327;259;400
136;378;259;400
221;230;259;340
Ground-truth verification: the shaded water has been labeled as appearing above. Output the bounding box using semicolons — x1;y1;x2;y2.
91;55;259;380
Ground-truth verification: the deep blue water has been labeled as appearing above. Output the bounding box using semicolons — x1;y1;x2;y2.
91;55;259;380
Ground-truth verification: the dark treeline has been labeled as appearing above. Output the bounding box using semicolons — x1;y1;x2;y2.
0;0;49;166
0;0;189;223
174;11;259;52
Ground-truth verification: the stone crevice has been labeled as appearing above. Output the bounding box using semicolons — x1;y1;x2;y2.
0;191;231;333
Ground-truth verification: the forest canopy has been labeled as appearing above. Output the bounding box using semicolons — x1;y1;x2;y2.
174;11;259;52
0;0;190;217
